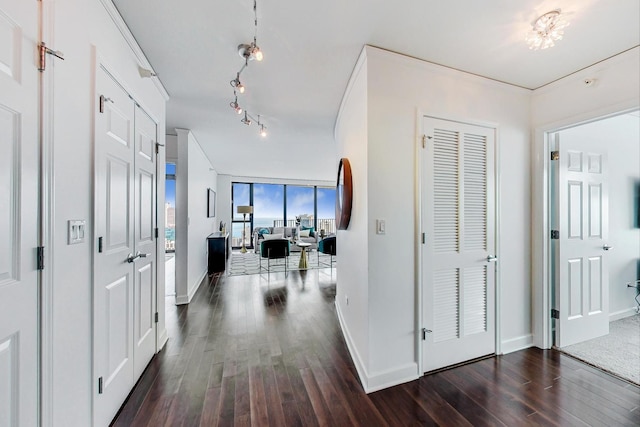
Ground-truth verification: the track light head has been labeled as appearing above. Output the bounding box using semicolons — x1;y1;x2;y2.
230;98;242;115
230;74;245;93
238;43;264;62
241;111;251;125
260;124;267;137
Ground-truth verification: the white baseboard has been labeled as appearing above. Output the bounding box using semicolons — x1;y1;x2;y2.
501;334;533;354
609;307;638;322
334;302;419;393
365;363;419;393
176;270;207;305
158;328;168;352
335;302;369;391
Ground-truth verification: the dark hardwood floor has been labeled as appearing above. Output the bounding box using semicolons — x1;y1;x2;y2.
112;268;640;426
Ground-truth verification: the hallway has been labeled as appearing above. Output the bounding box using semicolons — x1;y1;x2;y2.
112;269;640;426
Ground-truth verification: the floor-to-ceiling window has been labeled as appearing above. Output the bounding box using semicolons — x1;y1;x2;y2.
316;186;337;236
231;181;336;249
286;185;315;228
253;183;284;230
165;163;176;296
231;182;252;248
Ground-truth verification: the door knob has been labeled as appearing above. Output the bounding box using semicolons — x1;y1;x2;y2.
602;245;612;251
487;255;498;262
126;253;140;263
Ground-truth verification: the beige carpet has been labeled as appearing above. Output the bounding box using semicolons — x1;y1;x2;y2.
561;314;640;385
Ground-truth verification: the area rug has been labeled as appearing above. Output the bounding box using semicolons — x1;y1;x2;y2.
560;314;640;385
227;250;334;276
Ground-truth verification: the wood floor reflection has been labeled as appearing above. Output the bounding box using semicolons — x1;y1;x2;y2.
112;269;640;426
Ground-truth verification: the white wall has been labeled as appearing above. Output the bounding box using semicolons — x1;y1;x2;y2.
559;114;640;317
531;47;640;348
173;129;218;305
49;0;167;424
334;46;532;392
334;50;370;385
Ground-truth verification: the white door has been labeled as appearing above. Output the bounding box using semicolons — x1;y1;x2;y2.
132;104;157;379
554;134;609;347
94;68;158;424
422;117;496;373
0;1;39;425
94;67;136;424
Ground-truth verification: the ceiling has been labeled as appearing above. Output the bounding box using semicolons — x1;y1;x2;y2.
112;0;639;181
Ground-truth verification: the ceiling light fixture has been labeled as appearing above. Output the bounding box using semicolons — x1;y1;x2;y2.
227;0;268;136
230;73;245;93
230;95;242;114
241;111;252;126
526;9;569;50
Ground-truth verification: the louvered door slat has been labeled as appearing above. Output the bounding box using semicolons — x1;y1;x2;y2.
433;128;459;253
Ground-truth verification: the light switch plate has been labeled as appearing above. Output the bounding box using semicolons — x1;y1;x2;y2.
376;219;386;235
68;220;86;245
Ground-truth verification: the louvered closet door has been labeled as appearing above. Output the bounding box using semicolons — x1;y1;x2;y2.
422;117;496;373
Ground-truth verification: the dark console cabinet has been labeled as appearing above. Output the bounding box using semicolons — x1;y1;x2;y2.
207;232;229;274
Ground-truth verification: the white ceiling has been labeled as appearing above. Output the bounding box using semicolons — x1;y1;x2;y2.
112;0;639;181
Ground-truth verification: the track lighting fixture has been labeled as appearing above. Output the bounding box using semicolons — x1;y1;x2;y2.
241;111;252;126
237;41;263;62
230;73;245;93
227;0;268;136
230;96;242;115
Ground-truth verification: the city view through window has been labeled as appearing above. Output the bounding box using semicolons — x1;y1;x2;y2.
232;182;336;248
165;164;176;252
163;175;336;252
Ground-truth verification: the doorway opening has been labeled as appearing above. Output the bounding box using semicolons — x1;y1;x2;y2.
548;111;639;384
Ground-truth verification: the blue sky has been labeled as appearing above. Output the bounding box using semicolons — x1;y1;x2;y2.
233;183;335;220
166;171;335;221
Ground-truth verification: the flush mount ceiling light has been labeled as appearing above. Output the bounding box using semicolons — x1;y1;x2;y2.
227;0;269;137
526;9;569;50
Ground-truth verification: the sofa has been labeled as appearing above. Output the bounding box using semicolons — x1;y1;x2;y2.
252;226;318;252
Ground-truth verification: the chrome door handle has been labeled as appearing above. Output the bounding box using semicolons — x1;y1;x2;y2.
603;245;612;251
487;255;498;262
126;253;140;263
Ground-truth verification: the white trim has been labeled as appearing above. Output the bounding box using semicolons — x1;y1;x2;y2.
365;363;419;393
176;270;207;305
500;334;534;354
98;0;170;100
609;307;638;322
334;302;369;392
333;46;368;141
337;300;420;393
40;1;55;424
531;102;640;350
158;328;169;351
415;109;424;375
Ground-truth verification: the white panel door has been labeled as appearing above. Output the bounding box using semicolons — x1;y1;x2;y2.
555;135;609;347
94;68;136;425
0;1;39;425
132;105;157;379
422;117;496;373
